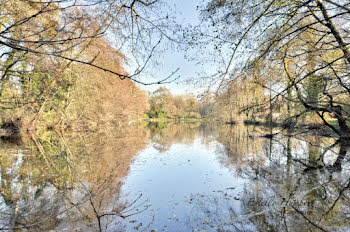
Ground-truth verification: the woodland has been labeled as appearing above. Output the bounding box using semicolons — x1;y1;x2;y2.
0;0;350;140
1;0;350;231
1;0;350;139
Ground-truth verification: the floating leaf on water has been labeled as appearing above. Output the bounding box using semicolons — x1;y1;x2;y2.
134;223;142;230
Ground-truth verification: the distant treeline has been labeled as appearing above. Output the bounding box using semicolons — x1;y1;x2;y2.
146;87;220;121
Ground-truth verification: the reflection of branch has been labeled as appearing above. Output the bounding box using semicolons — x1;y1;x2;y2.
323;0;350;13
247;167;328;231
61;153;103;231
2;132;147;231
320;178;350;221
290;205;327;232
99;193;149;219
141;214;155;232
61;153;149;231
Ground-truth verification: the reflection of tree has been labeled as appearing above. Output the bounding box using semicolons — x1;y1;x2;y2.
216;124;268;169
331;139;350;171
0;125;150;231
148;122;212;152
184;193;241;232
2;123;350;231
212;126;350;231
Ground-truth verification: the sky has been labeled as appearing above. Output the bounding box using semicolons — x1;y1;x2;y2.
130;0;206;96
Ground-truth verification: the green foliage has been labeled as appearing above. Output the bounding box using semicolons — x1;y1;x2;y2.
147;87;203;120
148;110;168;118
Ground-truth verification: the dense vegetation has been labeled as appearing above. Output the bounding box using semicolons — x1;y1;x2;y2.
193;0;350;138
147;87;205;120
2;0;350;140
0;0;171;135
0;34;149;131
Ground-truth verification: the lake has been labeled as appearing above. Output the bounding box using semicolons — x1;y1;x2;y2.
0;122;349;231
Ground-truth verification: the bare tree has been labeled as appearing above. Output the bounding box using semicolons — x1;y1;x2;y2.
0;0;178;87
197;0;350;138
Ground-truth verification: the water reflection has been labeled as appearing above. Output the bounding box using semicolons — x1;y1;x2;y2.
0;123;350;231
0;126;150;231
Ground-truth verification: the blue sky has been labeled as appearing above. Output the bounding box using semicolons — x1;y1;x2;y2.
132;0;205;95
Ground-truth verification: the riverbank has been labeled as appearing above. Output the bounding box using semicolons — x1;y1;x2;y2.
148;117;217;123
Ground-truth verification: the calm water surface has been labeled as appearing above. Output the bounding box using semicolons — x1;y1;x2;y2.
0;123;350;231
121;139;247;231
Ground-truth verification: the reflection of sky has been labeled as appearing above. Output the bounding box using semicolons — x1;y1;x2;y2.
117;127;350;231
120;139;248;231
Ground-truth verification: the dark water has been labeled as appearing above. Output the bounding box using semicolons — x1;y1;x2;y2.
0;123;350;231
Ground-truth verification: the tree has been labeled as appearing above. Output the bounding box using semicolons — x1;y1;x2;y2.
197;0;350;137
0;0;176;130
148;87;173;118
0;0;177;84
147;88;202;119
